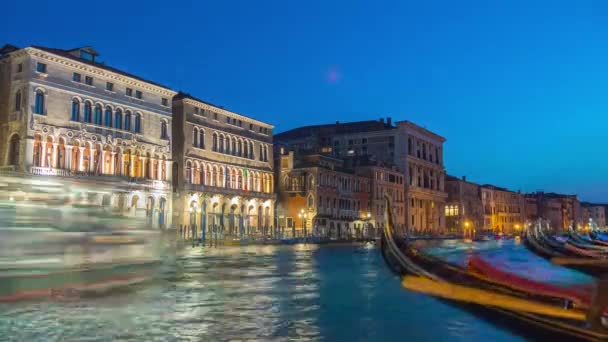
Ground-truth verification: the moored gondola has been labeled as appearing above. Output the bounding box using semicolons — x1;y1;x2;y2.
380;197;608;341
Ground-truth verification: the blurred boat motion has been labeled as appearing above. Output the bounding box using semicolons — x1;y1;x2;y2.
0;174;162;302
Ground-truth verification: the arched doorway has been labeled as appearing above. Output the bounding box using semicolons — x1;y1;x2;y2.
71;141;80;172
56;138;66;170
33;135;42;167
8;134;19;167
229;204;237;236
147;196;155;226
131;195;139;216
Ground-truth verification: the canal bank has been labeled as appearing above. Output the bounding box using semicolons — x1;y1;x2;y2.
0;240;588;341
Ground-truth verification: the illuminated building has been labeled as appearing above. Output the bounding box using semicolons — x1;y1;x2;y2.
275;150;371;238
275;117;446;234
444;175;483;235
481;185;525;234
0;44;176;226
525;192;582;232
171;93;275;238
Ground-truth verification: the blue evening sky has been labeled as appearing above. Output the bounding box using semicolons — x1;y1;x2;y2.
3;0;608;202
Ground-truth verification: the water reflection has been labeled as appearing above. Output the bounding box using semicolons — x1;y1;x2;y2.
0;242;533;342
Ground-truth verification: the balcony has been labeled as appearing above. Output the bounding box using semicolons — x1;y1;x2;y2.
28;167;170;190
185;182;275;199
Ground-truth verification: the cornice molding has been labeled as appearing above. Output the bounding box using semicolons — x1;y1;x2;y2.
182;98;273;129
25;47;177;98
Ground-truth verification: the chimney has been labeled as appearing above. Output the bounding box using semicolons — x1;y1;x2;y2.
462;176;467;182
387;117;392;126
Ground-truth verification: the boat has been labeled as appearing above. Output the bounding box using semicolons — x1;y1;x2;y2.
379;197;608;341
0;176;163;302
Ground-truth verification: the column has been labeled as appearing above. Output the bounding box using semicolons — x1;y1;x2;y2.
40;141;47;168
130;155;136;178
89;148;95;173
165;160;172;182
101;150;106;174
157;159;162;180
66;146;73;170
110;152;116;175
78;147;85;172
50;143;57;169
141;157;148;178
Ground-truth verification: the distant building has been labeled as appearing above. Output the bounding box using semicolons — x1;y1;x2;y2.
275;117;447;233
525;192;581;232
354;162;406;235
444;175;483;235
275;150;372;239
171;93;275;238
480;185;525;234
581;203;606;229
0;44;176;226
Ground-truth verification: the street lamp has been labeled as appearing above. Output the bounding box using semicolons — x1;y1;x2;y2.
298;209;307;238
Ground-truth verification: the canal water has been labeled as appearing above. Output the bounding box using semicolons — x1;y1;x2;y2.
0;240;593;341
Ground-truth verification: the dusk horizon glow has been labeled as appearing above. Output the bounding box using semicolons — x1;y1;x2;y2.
3;0;608;202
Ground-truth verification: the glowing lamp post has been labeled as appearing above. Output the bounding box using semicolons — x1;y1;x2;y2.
298;209;307;238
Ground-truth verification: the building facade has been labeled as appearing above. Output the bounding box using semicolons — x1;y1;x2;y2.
355;165;406;235
171;93;275;239
275;151;371;239
480;185;525;234
274;117;447;234
0;44;176;226
581;204;606;229
444;175;483;235
525;192;582;232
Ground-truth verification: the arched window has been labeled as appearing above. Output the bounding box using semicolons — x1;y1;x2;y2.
243;141;248;158
33;135;42;166
124;111;131;131
84;101;92;123
259;145;263;161
199;129;205;149
8;134;19;166
193;127;199;147
238;140;243;156
232;139;236;155
34;90;44;114
134;113;142;133
160;120;168;139
104;106;112;127
186;161;192;184
71;99;80;121
219;135;224;152
15;91;21;111
212;133;218;151
226;136;231;154
114;109;123;129
308;194;314;209
263;145;268;161
94;104;102;125
249;142;254;159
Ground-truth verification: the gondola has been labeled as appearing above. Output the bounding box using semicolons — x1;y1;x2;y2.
524;223;608;276
379;198;608;341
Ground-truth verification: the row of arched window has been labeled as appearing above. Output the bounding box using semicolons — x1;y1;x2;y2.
185;160;273;193
71;99;142;133
209;132;264;160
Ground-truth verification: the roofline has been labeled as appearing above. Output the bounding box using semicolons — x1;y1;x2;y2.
397;120;446;142
174;93;273;129
15;46;177;96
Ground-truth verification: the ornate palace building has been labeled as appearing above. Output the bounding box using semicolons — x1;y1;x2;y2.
0;44;176;226
171;93;275;239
